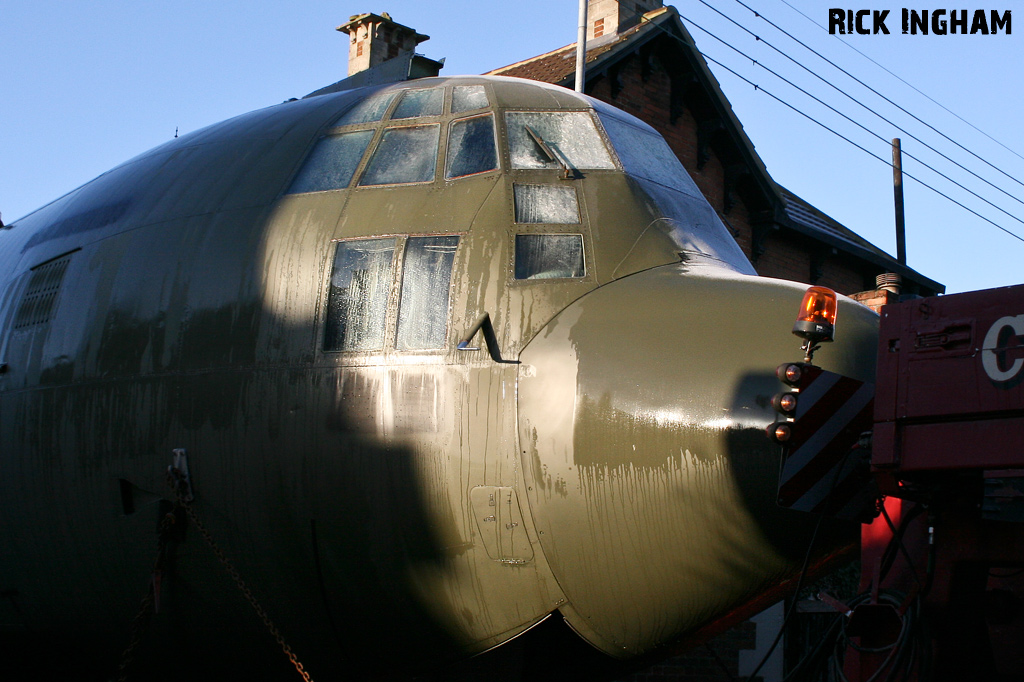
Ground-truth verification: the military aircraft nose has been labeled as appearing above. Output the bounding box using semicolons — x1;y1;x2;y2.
516;263;878;657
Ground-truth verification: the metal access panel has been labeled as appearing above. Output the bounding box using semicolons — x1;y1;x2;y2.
469;486;534;563
874;284;1024;472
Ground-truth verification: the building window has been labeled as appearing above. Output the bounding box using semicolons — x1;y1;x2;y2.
515;234;585;280
323;239;396;351
396;236;460;350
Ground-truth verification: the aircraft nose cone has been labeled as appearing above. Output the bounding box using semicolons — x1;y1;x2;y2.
517;264;877;657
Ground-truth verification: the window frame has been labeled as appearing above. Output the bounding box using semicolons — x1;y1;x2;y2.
319;233;464;360
511;232;587;282
445;112;500;181
284;83;503;198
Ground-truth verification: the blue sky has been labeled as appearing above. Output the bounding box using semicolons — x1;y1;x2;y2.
2;1;1021;294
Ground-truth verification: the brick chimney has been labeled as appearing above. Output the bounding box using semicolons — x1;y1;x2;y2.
587;0;663;41
338;12;429;76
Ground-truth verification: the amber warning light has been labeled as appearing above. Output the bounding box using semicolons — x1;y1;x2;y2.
792;286;837;363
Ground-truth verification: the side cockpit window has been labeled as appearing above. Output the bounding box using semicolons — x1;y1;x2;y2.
286;130;374;194
597;112;701;196
323;239;396;351
333;91;399;126
396;236;459;350
324;235;460;352
514;234;585;280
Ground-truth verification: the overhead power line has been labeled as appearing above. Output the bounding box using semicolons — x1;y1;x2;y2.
635;14;1024;245
693;0;1024;214
699;51;1024;244
679;12;1024;232
731;0;1024;196
775;0;1024;165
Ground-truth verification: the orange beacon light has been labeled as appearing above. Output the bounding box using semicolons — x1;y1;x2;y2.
792;286;837;362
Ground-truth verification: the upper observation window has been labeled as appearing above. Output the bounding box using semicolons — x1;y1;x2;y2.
514;234;585;280
396;236;460;350
505;112;616;171
445;114;498;179
392;88;445;119
323;238;396;351
597;112;701;196
514;184;579;224
286;130;375;194
451;85;489;114
359;124;440;186
333;91;399;126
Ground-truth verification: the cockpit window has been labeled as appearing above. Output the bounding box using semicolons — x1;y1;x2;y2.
359;125;440;186
515;234;585;280
323;238;396;351
396;236;460;350
451;85;489;114
597;113;702;197
392;88;444;120
286;130;374;194
446;114;498;179
333;91;398;126
506;112;616;171
514;184;579;223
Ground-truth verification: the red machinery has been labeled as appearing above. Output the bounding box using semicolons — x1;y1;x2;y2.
771;284;1024;681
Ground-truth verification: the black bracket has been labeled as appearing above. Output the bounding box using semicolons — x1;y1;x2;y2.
457;313;518;364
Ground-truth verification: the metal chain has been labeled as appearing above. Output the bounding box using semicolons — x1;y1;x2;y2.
167;468;314;682
117;509;179;682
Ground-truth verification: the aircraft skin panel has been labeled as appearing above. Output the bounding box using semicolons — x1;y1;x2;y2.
0;76;877;679
518;265;878;656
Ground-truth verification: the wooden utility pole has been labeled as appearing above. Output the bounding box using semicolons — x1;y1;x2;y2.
892;138;907;266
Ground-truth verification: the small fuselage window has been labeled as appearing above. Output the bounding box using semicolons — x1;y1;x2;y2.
514;184;580;224
506;112;616;172
446;114;498;180
515;234;585;280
